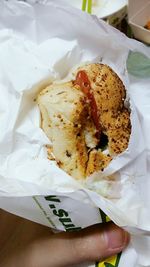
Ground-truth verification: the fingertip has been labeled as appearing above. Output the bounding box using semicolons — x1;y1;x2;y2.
73;222;130;262
104;222;130;253
59;222;130;265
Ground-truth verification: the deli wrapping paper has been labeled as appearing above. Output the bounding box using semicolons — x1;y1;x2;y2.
0;1;150;266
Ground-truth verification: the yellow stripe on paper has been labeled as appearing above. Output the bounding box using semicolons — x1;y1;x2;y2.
96;252;121;267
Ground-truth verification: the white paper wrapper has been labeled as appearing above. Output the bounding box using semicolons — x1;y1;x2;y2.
0;1;150;267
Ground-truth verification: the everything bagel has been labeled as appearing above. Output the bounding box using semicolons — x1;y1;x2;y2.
37;63;131;179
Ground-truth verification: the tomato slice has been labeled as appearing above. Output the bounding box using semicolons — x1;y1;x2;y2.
75;70;101;139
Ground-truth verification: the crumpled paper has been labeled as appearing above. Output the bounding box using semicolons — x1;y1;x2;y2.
0;1;150;266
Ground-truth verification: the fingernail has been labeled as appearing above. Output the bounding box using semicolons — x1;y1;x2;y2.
104;224;130;252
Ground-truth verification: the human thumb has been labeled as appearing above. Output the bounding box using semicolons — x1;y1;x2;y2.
29;221;130;267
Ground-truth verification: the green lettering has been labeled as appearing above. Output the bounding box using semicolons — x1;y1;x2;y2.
59;217;73;228
66;227;82;232
53;209;68;218
45;195;61;202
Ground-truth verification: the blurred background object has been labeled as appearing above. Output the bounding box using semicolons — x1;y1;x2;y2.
64;0;127;27
17;0;150;44
128;0;150;44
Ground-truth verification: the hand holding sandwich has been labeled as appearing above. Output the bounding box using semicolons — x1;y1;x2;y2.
0;210;129;267
0;64;131;266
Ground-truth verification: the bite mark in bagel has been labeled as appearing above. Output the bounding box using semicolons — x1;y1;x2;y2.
37;63;131;179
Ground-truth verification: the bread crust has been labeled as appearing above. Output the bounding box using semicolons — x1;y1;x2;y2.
38;64;131;179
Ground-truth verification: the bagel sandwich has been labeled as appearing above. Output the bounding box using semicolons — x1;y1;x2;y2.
37;63;131;179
